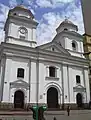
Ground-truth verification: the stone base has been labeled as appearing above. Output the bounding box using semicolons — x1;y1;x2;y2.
0;102;89;111
63;103;89;110
0;102;47;111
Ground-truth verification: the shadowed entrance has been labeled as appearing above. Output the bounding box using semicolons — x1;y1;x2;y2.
47;87;58;108
14;90;24;108
76;93;83;107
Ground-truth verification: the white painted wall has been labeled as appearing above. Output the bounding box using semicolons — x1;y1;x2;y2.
63;65;69;103
8;23;36;41
2;58;12;102
2;57;30;102
0;54;90;106
0;7;90;106
64;37;84;53
30;61;37;103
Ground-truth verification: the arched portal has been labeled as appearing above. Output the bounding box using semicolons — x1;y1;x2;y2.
76;93;83;107
47;87;58;108
14;90;24;108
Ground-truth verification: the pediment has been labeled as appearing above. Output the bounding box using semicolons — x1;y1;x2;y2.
37;42;70;56
11;79;28;85
74;85;84;89
73;85;86;92
10;79;29;89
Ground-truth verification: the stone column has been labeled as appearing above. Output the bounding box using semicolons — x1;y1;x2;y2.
2;58;12;102
61;64;64;109
28;59;31;103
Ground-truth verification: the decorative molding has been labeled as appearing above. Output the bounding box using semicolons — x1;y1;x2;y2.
67;65;70;102
36;58;39;104
28;59;31;102
1;42;89;67
73;87;86;92
10;80;29;89
6;36;37;44
73;85;86;92
45;76;59;81
61;64;64;108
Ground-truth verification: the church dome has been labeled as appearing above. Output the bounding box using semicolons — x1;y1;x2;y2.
56;18;78;34
9;5;34;19
14;5;28;10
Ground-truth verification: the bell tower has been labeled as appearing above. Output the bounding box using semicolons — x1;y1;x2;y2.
4;5;38;47
53;19;84;58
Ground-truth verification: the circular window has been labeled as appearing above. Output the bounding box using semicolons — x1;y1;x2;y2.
20;28;26;34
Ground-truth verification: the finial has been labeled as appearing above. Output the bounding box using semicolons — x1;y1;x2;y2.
65;16;69;21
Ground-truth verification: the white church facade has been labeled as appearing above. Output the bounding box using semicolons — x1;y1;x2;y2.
0;6;90;110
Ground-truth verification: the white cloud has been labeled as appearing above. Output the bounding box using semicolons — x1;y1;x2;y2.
9;0;33;8
36;0;52;8
37;12;64;45
0;4;9;21
37;2;84;45
0;4;9;42
36;0;74;8
0;0;84;45
9;0;35;15
9;0;17;8
0;30;5;43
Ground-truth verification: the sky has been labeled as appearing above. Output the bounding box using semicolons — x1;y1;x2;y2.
0;0;84;45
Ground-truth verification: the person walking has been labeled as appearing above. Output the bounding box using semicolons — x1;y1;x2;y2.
67;105;70;116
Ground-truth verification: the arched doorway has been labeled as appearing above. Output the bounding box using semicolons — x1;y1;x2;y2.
76;93;83;107
14;90;24;108
47;87;58;108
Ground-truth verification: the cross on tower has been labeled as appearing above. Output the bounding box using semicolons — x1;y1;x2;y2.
65;16;69;20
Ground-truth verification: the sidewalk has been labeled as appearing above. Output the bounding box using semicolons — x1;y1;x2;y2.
0;110;91;115
45;110;91;115
0;111;32;115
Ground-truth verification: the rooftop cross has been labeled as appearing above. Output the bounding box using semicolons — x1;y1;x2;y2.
65;16;69;20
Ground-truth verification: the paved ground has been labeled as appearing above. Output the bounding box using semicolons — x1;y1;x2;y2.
45;110;91;120
0;110;91;120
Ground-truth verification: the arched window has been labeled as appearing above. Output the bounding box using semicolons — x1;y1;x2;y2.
52;47;54;51
76;75;80;84
14;13;17;15
72;41;77;51
64;28;68;31
49;66;56;77
19;27;28;40
17;68;24;78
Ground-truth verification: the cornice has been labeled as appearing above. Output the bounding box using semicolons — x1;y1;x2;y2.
67;49;84;55
9;16;38;26
53;31;83;42
4;15;38;31
37;41;70;56
0;42;89;67
6;36;37;44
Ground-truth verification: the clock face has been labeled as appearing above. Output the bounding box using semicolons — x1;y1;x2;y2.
20;28;26;34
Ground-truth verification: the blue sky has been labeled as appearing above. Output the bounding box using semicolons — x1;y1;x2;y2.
0;0;84;45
